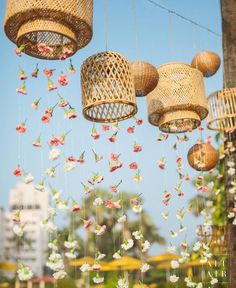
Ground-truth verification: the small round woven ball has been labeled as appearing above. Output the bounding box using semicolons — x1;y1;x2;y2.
130;61;159;97
187;143;219;171
191;51;221;77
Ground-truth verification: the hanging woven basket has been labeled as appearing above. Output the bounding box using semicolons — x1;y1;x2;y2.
207;88;236;132
147;62;208;133
130;61;159;97
81;51;137;123
4;0;93;60
187;143;219;171
191;51;221;77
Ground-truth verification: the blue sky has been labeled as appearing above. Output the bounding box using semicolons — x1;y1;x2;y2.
0;0;223;253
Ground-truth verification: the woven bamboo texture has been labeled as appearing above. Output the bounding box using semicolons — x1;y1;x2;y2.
81;51;137;123
187;143;219;171
191;51;221;77
147;62;208;133
130;61;159;97
4;0;93;60
207;88;236;132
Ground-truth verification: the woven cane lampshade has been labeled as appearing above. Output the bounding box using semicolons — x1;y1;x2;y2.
4;0;93;60
187;143;219;171
191;51;221;77
147;62;208;133
130;61;159;97
207;88;236;132
81;51;137;123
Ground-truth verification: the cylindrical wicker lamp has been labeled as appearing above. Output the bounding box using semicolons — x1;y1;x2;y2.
81;51;137;123
187;143;219;171
207;88;236;131
147;62;208;133
4;0;93;60
130;61;159;97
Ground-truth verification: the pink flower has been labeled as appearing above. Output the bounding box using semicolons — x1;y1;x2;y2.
129;162;138;170
58;73;69;86
158;159;166;170
48;79;57;91
14;44;25;57
67;156;78;162
109;180;122;193
72;202;81;212
92;264;101;271
176;156;182;163
33;137;42;147
185;175;190;181
105;200;121;209
19;68;27;81
91;126;100;140
110;153;120;161
127;126;135;134
133;143;142;152
84;219;93;229
41;114;50;123
68;59;76;74
64;108;77;119
31;64;39;78
109;161;123;172
102;125;110;131
59;97;69;107
95;225;106;236
13;166;22;177
178;191;185;197
37;43;53;54
43;69;54;78
59;48;74;60
78;152;85;164
135;118;143;125
109;133;117;142
31;98;41;110
16;122;26;133
16;82;27;95
50;137;60;146
130;198;139;206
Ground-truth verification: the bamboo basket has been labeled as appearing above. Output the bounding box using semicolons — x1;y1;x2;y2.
130;61;159;97
81;51;137;123
191;51;221;77
4;0;93;60
147;62;208;133
187;143;219;171
207;88;236;132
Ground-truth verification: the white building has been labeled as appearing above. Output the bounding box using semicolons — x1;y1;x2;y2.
4;183;49;276
0;207;5;261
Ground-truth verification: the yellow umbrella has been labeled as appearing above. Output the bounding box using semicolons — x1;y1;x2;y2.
147;253;178;263
109;256;141;270
0;262;17;270
69;257;106;267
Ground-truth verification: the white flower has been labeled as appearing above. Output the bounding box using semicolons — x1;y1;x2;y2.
132;230;143;240
64;161;76;171
41;220;57;233
228;167;235;176
118;215;127;223
132;205;142;213
161;212;169;220
46;252;64;271
53;270;67;280
49;148;60;160
229;187;236;194
227;161;235;168
171;260;179;269
196;283;203;288
121;239;134;250
200;258;207;264
57;201;69;212
46;167;56;178
169;275;179;283
193;241;202;252
48;241;58;251
167;245;176;253
17;265;33;281
34;183;45;192
24;173;34;184
93;197;104;206
142;240;151;253
65;251;77;259
13;224;24;237
93;275;104;284
113;251;121;259
140;263;150;273
64;240;77;249
48;207;57;216
80;263;91;272
96;252;106;261
210;278;218;285
117;278;129;288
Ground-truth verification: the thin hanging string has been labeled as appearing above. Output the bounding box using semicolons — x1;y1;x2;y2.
132;0;140;59
146;0;221;37
167;10;174;60
103;0;108;51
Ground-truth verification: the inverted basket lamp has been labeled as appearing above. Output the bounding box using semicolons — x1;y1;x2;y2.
81;51;137;123
4;0;93;60
147;62;209;133
207;88;236;132
130;61;159;97
187;143;219;171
